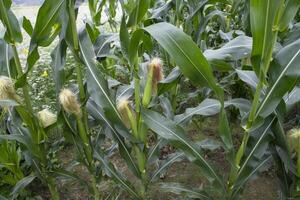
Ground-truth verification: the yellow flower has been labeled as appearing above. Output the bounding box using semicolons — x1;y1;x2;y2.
41;70;48;77
59;88;82;117
37;109;57;128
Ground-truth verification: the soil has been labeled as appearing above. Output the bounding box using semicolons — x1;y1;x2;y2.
29;116;279;200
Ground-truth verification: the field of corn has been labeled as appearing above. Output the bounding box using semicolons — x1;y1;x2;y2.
1;0;300;199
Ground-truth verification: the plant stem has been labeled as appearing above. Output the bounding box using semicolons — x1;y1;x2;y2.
67;0;85;101
68;0;90;138
91;176;100;200
231;7;284;186
246;73;264;129
48;179;60;200
77;117;101;199
68;3;101;199
0;1;33;112
134;63;141;114
68;0;79;51
172;83;179;111
67;0;84;103
233;2;284;168
131;52;149;198
11;44;33;113
76;116;93;164
297;137;300;191
233;64;265;182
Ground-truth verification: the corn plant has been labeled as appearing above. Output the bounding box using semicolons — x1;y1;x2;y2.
1;0;300;199
137;0;300;199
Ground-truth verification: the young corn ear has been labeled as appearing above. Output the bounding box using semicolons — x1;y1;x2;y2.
150;58;164;93
287;128;300;181
59;89;93;163
59;88;82;117
117;99;131;128
0;76;19;102
142;58;164;107
37;109;57;128
117;99;138;139
287;128;300;154
134;145;146;175
138;119;148;143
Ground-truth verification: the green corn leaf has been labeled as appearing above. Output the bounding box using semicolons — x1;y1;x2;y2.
30;0;65;45
26;0;66;75
0;133;38;156
94;150;141;199
79;30;140;178
0;39;16;78
270;145;293;199
147;138;166;164
0;194;8;200
116;84;134;103
144;22;233;150
256;39;300;118
218;107;233;152
175;98;251;125
128;29;144;65
94;33;118;59
232;155;272;199
11;175;36;198
157;67;181;96
0;0;23;43
141;108;224;190
231;116;276;197
236;70;258;90
144;22;222;97
127;0;150;27
278;0;300;31
204;35;252;62
22;16;33;37
120;15;130;61
174;99;221;125
250;0;282;75
51;169;93;194
50;39;67;96
285;87;300;110
150;152;184;182
78;30;122;130
269;116;295;199
271;113;296;174
159;182;212;200
197;9;227;42
86;99;139;177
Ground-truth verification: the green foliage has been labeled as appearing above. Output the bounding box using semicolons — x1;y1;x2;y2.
1;0;300;199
